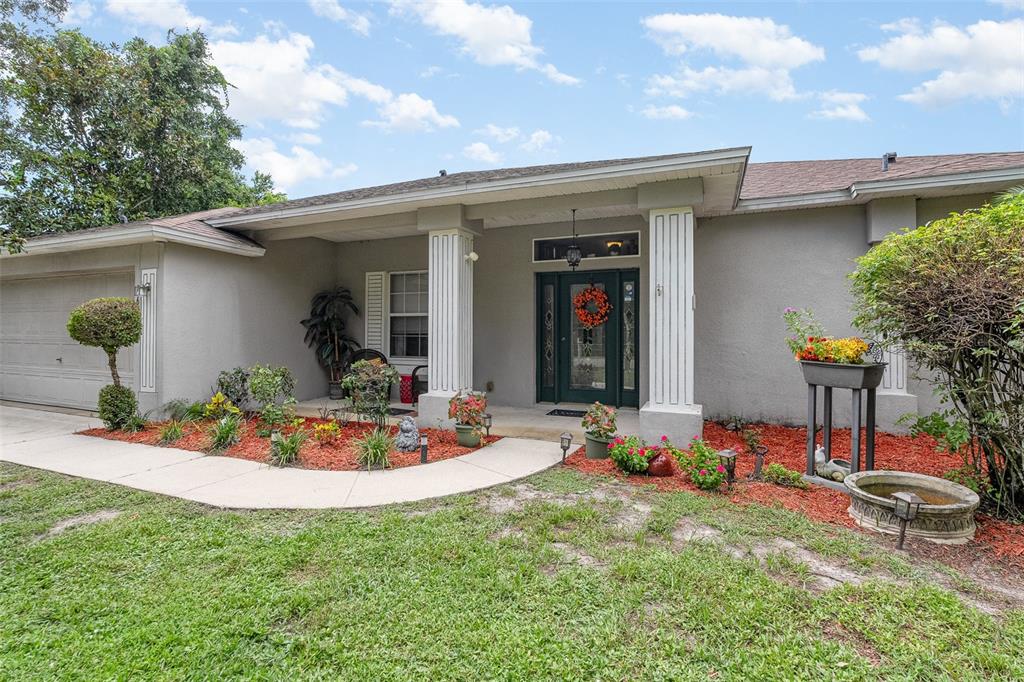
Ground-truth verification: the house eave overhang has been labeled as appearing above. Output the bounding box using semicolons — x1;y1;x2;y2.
733;166;1024;214
208;147;752;230
2;225;266;258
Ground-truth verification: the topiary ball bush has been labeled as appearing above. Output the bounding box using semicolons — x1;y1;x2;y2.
67;297;142;353
98;384;138;430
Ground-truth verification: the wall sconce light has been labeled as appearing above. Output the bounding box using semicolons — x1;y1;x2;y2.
134;282;151;298
559;432;573;462
891;491;924;550
420;435;428;464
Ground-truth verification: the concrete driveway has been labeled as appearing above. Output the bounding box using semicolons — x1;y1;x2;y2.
0;404;562;509
1;404;102;446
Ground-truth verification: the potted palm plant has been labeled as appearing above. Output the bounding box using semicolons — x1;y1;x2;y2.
448;390;487;447
582;402;616;459
301;287;359;399
783;307;885;389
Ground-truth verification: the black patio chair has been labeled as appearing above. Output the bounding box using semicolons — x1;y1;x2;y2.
411;365;428;404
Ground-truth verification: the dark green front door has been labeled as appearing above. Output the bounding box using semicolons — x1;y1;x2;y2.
536;269;639;407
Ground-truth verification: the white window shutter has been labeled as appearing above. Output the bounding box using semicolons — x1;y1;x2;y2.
365;271;387;353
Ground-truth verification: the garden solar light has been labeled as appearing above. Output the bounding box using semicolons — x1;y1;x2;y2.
560;432;572;462
718;448;738;485
891;491;924;550
482;412;492;437
420;435;428;464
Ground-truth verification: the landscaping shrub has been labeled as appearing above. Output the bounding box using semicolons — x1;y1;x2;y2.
259;400;296;429
123;414;146;433
342;359;398;427
355;427;393;469
582;402;616;439
67;297;142;386
851;194;1024;518
98;384;137;430
249;364;295;406
677;439;726;491
762;463;809;490
159;420;184;444
208;415;242;452
216;367;250;407
608;435;652;474
163;398;205;422
313;421;341;445
269;429;306;466
203;391;241;419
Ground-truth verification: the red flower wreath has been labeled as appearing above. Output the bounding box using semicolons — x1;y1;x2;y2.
574;286;612;328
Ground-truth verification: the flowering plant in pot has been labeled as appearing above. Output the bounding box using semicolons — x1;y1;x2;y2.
448;390;487;447
581;402;616;459
783;307;884;389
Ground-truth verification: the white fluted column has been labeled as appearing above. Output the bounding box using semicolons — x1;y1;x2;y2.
639;206;703;444
417;227;474;427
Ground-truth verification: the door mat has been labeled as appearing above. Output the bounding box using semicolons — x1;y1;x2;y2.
389;408;415;416
546;409;587;418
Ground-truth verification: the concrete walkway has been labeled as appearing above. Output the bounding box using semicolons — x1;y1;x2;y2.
0;405;563;509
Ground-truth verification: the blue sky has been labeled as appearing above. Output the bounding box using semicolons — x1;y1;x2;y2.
60;1;1024;199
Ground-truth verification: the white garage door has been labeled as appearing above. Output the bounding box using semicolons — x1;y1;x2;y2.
0;272;136;409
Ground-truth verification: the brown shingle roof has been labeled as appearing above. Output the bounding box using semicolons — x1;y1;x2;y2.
739;152;1024;200
26;207;261;251
221;148;748;219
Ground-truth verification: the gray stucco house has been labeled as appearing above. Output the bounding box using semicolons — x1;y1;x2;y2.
3;147;1022;443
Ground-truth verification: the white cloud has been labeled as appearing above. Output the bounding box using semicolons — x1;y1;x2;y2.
462;142;502;164
640;104;693;120
519;129;557;152
287;132;323;145
390;0;580;85
810;91;870;122
210;32;458;132
420;65;444;78
475;123;521;142
233;137;357;192
641;13;824;103
642;13;824;69
61;1;94;24
989;0;1024;11
645;66;801;101
105;0;238;36
364;93;460;132
858;18;1024;105
308;0;371;36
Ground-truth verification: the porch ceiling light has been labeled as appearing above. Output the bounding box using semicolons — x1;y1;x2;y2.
566;208;582;271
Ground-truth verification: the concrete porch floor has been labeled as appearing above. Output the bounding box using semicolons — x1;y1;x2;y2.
294;398;640;443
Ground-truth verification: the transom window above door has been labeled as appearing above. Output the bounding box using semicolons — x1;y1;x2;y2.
389;272;428;358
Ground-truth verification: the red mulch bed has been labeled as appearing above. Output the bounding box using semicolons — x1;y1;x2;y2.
81;417;500;471
566;421;1024;569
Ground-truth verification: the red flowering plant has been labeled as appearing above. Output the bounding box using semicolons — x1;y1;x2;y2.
674;438;727;491
608;435;656;474
581;402;617;440
448;390;488;438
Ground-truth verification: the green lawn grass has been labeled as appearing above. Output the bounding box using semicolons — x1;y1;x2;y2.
2;463;1021;680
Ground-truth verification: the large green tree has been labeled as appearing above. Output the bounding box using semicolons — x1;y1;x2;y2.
0;27;284;252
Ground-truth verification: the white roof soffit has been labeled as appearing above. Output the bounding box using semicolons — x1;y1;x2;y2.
733;166;1024;214
208;147;752;230
3;225;266;258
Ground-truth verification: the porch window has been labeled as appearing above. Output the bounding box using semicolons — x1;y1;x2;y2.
389;271;428;358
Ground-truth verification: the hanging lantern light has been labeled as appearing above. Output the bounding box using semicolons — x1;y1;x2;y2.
565;208;582;270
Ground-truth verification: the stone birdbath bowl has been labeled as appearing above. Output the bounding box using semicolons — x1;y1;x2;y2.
844;471;980;544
